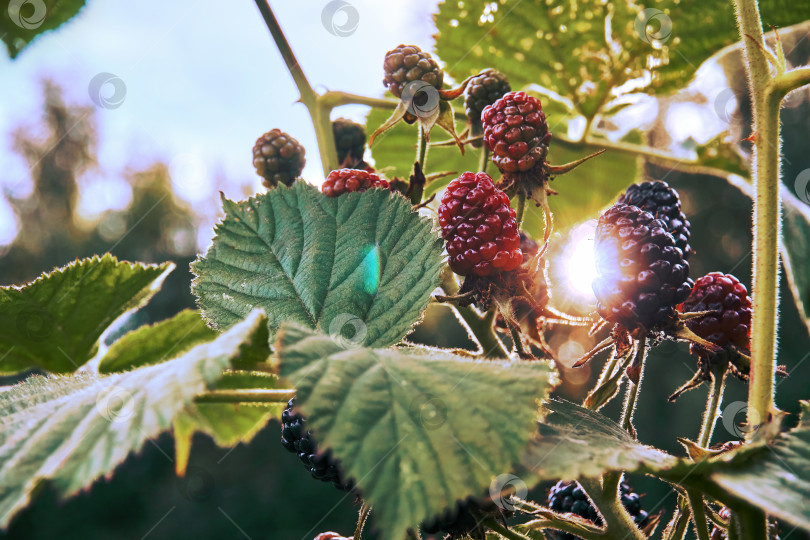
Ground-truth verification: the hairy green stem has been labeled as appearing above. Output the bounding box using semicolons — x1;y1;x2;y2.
579;477;645;540
411;124;428;204
194;389;295;403
698;365;728;447
484;519;533;540
440;270;509;358
686;490;711;540
730;506;768;540
619;337;647;433
353;503;371;540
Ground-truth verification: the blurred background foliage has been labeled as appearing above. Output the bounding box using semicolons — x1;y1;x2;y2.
2;2;810;540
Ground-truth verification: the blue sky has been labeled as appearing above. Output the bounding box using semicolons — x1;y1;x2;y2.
0;0;439;245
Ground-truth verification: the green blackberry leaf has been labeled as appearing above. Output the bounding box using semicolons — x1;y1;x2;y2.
1;0;87;58
0;255;173;374
192;182;444;348
277;324;555;540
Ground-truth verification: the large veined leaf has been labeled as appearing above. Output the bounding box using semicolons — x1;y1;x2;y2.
1;0;87;58
523;399;678;481
0;255;173;374
0;310;267;529
434;0;810;115
277;324;555;540
709;402;810;532
192;182;445;349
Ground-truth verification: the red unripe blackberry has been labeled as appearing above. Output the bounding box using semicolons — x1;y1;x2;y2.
547;481;649;540
332;118;366;167
680;272;751;357
593;203;693;334
466;69;511;128
482;91;551;174
253;129;306;188
618;180;692;258
382;44;443;99
438;172;522;277
313;534;350;540
281;398;354;491
321;169;389;197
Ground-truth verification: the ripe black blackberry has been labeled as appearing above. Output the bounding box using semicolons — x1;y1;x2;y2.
321;169;389;197
382;44;443;99
332;118;366;168
438;172;522;277
281;397;354;491
253;129;306;188
593;203;693;335
482;91;551;174
465;69;511;146
618;181;691;258
547;481;649;540
421;497;505;540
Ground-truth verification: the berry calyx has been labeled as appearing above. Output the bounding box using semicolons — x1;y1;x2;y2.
332;118;367;168
281;398;354;491
618;180;692;258
680;272;751;357
321;169;390;197
593;203;693;335
252;129;306;188
482;91;551;174
465;69;511;146
438;172;522;277
547;481;649;540
382;44;443;99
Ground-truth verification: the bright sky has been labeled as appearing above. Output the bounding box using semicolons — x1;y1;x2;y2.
0;0;438;246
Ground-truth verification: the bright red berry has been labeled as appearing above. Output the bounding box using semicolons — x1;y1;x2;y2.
680;272;752;357
321;169;389;197
482;91;551;174
438;172;522;277
593;203;693;334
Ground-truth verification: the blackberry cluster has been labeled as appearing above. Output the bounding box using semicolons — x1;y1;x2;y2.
482;91;551;174
321;169;389;197
438;172;522;277
618;181;691;258
547;481;649;540
332;118;366;168
281;398;354;491
680;272;751;358
465;69;511;146
593;203;693;335
382;44;443;99
252;129;306;188
421;497;504;540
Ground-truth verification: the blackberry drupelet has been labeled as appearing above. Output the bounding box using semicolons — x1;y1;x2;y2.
482;91;551;174
252;129;306;188
321;169;389;197
618;180;691;258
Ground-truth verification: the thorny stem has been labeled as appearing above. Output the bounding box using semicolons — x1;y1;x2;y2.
686;490;711;540
619;336;647;433
698;365;728;447
440;269;509;358
507;320;529;358
411;124;428;204
194;389;295;404
353;503;371;540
